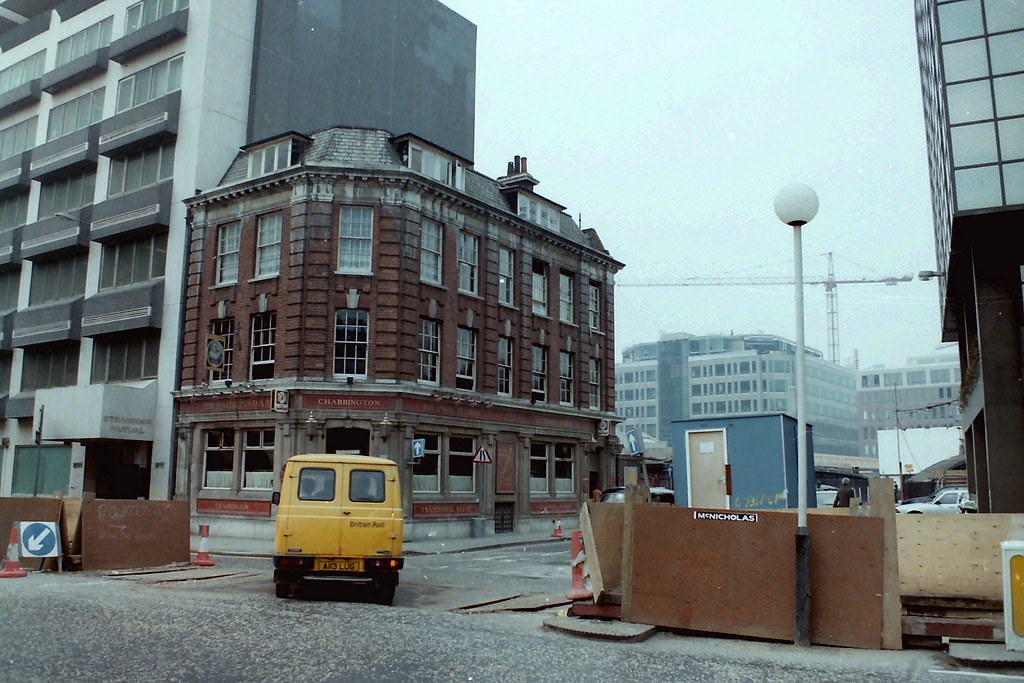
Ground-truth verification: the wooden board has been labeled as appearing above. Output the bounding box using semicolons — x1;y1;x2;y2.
80;499;189;570
896;513;1023;598
623;506;886;647
582;502;624;605
61;498;83;555
0;496;63;546
628;506;796;641
621;495;637;617
869;477;903;650
807;513;884;649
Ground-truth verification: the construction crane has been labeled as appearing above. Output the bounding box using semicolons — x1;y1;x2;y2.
616;253;912;364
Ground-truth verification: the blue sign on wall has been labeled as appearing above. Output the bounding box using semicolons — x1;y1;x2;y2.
411;438;426;462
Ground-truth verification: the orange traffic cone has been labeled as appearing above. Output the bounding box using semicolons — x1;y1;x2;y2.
192;524;215;567
550;514;565;538
0;523;27;578
566;529;593;600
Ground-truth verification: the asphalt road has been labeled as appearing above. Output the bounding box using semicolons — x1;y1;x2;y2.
0;544;1020;682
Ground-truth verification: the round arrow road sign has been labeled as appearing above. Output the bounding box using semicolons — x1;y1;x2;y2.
20;521;58;558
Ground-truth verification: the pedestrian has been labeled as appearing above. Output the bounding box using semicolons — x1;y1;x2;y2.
833;477;854;508
591;488;603;503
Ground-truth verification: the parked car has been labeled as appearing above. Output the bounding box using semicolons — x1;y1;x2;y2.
815;486;838;507
958;494;978;513
896;488;970;514
901;485;967;505
600;486;675;504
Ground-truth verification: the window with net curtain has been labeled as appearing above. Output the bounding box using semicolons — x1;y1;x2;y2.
412;434;440;492
530;442;548;493
337;207;372;274
448;436;474;493
243;429;275;490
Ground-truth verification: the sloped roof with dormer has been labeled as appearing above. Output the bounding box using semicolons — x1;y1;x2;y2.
209;126;619;263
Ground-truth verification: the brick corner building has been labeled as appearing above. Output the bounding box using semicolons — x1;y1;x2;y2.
179;130;623;541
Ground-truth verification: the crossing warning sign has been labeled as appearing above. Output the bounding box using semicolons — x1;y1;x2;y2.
472;446;492;464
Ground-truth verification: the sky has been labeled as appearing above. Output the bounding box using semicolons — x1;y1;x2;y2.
440;0;952;370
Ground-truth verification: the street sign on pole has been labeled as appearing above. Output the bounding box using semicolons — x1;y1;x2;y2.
472;446;492;464
625;429;649;488
626;429;643;455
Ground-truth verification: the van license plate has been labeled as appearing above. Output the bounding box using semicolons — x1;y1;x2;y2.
314;558;362;572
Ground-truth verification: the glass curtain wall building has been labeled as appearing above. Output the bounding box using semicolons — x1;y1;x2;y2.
915;0;1024;511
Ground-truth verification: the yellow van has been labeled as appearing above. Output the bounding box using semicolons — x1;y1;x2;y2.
272;454;404;603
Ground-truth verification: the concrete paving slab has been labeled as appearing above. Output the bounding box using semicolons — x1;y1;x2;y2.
103;563;197;576
106;567;256;584
459;592;571;613
543;615;658;642
947;641;1024;664
395;582;521;612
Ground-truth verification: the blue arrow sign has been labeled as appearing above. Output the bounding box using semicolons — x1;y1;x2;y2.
626;429;643;455
20;521;58;558
411;438;426;462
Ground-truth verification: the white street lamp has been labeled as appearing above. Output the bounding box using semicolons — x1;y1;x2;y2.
774;182;818;647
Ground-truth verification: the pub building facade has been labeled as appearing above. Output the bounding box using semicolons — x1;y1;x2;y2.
177;127;623;541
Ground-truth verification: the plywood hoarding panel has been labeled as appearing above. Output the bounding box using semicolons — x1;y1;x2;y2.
80;499;189;570
0;496;62;546
896;513;1023;599
585;502;625;603
625;506;886;647
628;506;796;642
808;514;884;649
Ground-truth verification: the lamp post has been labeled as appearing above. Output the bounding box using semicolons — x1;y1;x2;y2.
774;182;818;646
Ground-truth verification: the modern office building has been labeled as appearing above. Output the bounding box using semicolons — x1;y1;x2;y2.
616;332;859;458
614;341;658;439
0;1;481;507
180;131;622;540
915;0;1024;511
857;351;961;460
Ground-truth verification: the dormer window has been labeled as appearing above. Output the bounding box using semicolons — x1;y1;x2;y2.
243;133;310;179
518;194;561;233
396;137;465;190
497;157;565;233
248;139;298;178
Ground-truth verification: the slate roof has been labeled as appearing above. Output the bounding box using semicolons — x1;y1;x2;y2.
214;126;610;255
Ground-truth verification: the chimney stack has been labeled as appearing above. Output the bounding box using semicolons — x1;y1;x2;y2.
497;154;539;190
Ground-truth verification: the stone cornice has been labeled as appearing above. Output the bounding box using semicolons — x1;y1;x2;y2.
185;166;624;272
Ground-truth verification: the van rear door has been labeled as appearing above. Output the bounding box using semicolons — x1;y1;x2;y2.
285;464;341;555
338;463;400;557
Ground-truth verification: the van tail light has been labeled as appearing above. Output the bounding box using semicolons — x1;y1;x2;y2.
274;556;313;569
365;557;404;571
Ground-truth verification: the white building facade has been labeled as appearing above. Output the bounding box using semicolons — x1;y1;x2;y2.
0;0;477;504
857;351;961;459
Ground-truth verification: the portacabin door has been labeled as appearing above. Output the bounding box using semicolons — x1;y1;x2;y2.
686;429;729;509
